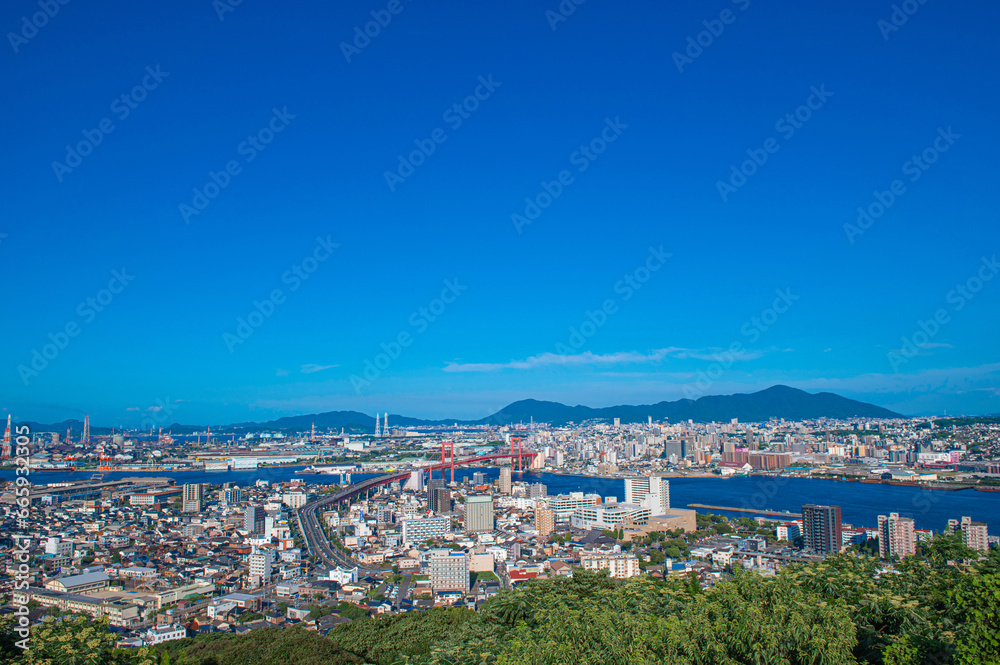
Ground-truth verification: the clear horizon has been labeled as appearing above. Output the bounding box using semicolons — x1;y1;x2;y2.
7;385;973;429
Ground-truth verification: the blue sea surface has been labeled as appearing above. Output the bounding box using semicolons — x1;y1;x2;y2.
8;466;999;534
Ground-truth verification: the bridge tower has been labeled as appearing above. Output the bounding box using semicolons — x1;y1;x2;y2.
441;440;455;483
2;415;10;458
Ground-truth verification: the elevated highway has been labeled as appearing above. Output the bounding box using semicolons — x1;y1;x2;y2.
296;451;535;573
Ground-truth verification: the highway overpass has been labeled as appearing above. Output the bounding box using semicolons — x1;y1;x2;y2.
296;451;535;573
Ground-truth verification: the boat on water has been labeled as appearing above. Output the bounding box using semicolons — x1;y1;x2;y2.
295;466;320;475
35;465;76;472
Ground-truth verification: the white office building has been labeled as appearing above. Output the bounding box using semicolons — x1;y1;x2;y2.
282;491;308;509
580;552;640;579
401;516;451;544
329;566;359;586
543;492;601;523
428;549;470;593
624;476;670;512
44;537;73;558
776;522;801;542
144;624;187;645
570;503;651;530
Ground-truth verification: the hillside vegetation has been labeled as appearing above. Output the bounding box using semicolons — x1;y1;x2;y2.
4;537;998;665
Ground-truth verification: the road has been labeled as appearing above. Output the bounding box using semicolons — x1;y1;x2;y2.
296;451;535;577
296;476;393;576
394;574;411;609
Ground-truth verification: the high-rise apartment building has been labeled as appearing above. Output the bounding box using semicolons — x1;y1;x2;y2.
464;494;494;533
535;507;555;537
499;466;512;494
430;486;452;514
182;483;203;513
878;512;916;559
802;504;842;554
624;476;670;512
244;504;265;535
249;550;273;586
948;516;989;552
428;550;469;593
528;482;547;499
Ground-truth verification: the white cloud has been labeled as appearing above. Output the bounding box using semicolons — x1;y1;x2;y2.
443;347;766;373
275;369;290;377
888;341;954;356
301;363;338;374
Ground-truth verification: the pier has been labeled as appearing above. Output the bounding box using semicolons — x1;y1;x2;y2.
687;503;802;519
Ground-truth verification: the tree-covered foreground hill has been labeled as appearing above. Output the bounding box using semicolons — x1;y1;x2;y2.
4;542;999;665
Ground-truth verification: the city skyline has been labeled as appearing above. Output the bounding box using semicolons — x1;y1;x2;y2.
5;0;1000;425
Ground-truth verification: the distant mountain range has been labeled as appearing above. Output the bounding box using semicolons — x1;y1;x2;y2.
17;385;904;434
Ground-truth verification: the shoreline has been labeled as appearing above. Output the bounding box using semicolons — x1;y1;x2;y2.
6;466;990;494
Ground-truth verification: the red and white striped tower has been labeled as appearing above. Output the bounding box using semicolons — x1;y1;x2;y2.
2;415;11;458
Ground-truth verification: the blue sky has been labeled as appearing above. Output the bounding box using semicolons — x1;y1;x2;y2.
3;0;1000;426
